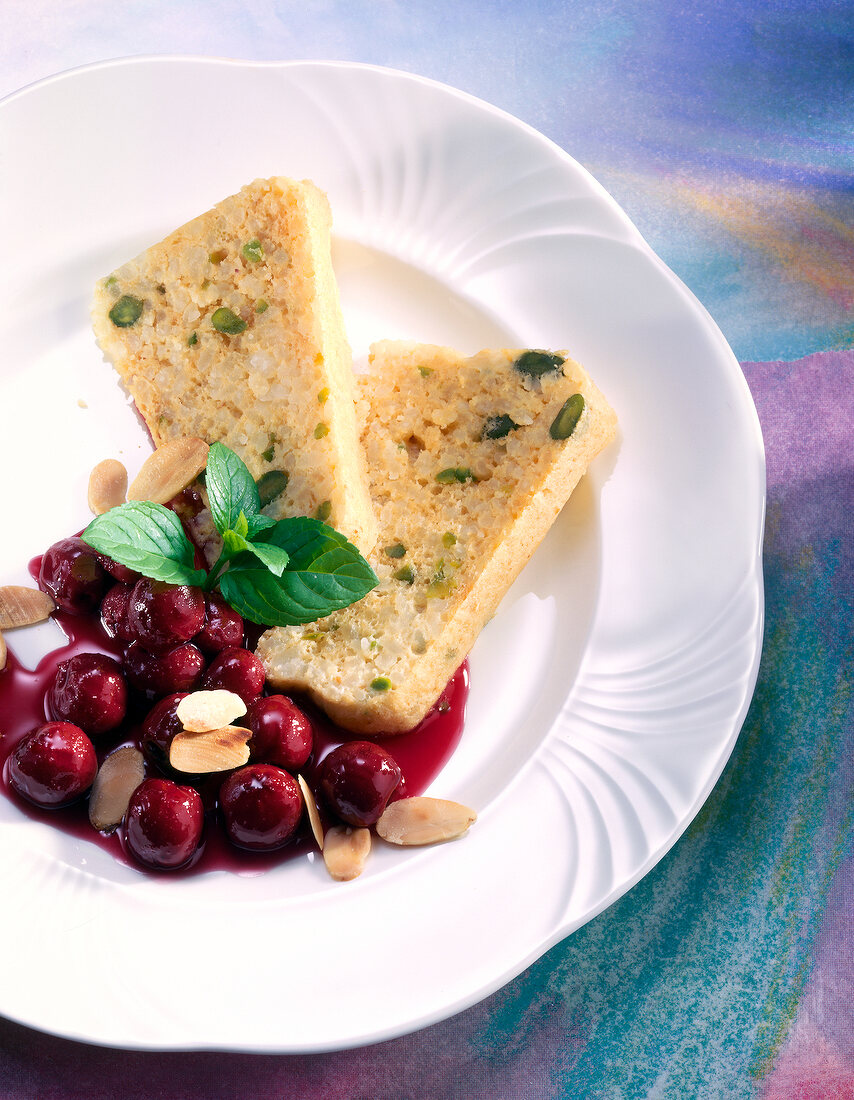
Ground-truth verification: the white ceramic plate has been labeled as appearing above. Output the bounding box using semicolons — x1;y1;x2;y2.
0;58;764;1051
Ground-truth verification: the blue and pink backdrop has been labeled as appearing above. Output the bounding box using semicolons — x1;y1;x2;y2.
0;1;851;1096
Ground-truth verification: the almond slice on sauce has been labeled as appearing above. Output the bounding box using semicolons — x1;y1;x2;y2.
0;586;55;630
88;458;128;515
88;745;145;831
127;437;209;504
169;727;251;774
0;630;6;672
323;826;371;881
375;797;477;846
176;690;247;733
298;775;324;851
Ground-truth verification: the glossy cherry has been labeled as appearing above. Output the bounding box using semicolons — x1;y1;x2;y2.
195;593;244;654
318;741;402;827
38;536;107;615
126;578;206;652
47;652;128;736
139;692;189;768
123;641;205;696
8;722;98;807
96;553;140;585
219;764;303;851
124;778;204;870
201;647;265;705
247;695;313;772
100;582;134;641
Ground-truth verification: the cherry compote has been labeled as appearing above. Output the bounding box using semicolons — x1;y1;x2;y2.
196;594;244;654
123;640;205;696
201;647;265;704
318;741;403;827
8;722;98;808
127;578;206;651
125;778;204;870
47;652;128;736
0;534;469;876
220;764;303;851
39;537;107;615
247;694;313;772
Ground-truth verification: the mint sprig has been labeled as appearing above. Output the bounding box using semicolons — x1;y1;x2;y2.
82;444;378;627
81;501;207;586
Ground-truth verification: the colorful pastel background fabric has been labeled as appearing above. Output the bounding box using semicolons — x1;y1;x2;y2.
1;1;852;1096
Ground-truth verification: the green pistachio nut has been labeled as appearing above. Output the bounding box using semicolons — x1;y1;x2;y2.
513;350;565;380
108;295;144;328
549;393;585;440
211;307;247;335
256;469;289;507
481;413;519;440
435;467;477;484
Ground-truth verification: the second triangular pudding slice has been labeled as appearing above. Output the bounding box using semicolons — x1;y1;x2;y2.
92;177;376;555
256;341;617;733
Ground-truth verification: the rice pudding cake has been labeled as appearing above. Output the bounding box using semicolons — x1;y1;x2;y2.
256;341;617;733
92;177;377;555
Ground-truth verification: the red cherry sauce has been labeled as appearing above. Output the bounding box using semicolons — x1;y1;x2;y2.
0;556;469;876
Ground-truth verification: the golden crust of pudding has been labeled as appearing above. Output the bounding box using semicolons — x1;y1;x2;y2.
91;177;377;556
256;341;618;733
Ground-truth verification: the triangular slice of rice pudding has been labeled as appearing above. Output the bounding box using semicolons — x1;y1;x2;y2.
256;341;617;733
92;177;377;555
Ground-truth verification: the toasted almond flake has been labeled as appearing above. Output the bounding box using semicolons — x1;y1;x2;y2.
169;726;251;773
375;797;477;846
88;746;145;831
88;458;128;514
176;689;247;733
298;775;324;851
127;437;209;504
0;630;6;671
323;826;371;881
0;586;55;630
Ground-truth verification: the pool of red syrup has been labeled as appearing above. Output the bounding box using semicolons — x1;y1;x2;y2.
0;558;469;876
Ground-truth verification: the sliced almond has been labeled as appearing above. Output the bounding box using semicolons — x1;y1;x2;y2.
176;689;247;733
298;775;324;851
323;826;371;881
0;585;55;630
88;745;145;831
88;458;128;514
127;437;209;504
375;797;477;846
0;630;6;671
169;726;251;773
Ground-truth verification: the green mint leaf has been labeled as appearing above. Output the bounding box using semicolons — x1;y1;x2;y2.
218;517;378;626
246;514;276;538
222;529;289;577
253;516;364;569
205;442;260;534
233;511;249;539
82;501;206;586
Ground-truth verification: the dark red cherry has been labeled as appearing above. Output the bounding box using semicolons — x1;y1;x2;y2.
100;582;134;641
219;764;303;851
8;722;97;807
196;593;244;654
96;553;140;585
123;641;204;696
126;578;206;652
247;695;313;772
38;536;107;615
201;647;265;704
318;741;402;827
47;653;128;736
124;778;204;870
140;692;189;768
